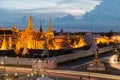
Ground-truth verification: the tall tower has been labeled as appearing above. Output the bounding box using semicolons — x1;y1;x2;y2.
47;18;54;39
48;18;53;33
1;31;8;50
40;19;43;33
28;16;33;30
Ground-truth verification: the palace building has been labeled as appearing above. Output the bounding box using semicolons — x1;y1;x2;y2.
0;16;100;55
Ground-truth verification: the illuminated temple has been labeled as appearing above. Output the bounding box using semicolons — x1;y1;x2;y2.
0;16;120;55
0;16;87;53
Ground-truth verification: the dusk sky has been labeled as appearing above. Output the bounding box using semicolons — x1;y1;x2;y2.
0;0;120;32
0;0;101;17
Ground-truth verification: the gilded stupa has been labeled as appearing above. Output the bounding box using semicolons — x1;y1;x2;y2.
15;16;35;50
1;31;8;50
47;18;54;39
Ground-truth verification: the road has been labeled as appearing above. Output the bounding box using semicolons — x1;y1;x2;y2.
57;51;114;70
0;51;118;80
0;66;119;80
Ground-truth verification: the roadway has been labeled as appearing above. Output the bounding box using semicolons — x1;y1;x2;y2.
0;66;119;80
57;51;114;70
0;51;119;80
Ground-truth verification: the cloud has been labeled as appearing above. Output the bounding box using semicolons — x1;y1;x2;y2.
0;0;101;17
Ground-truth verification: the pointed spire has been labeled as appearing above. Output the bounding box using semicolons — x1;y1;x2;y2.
28;16;33;30
12;24;18;32
48;17;53;33
40;17;43;33
1;30;8;50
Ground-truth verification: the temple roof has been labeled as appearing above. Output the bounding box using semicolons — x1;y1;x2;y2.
28;16;34;30
0;30;13;35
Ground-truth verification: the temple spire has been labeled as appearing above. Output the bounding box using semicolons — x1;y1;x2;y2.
28;16;33;30
1;30;8;50
47;17;54;39
48;17;53;33
40;17;43;33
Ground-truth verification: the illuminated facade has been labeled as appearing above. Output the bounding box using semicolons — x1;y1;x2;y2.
1;33;8;50
0;16;88;53
14;16;87;51
95;35;120;45
111;35;120;43
95;36;110;44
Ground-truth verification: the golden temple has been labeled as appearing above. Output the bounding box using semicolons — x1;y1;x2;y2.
0;16;87;54
1;16;120;55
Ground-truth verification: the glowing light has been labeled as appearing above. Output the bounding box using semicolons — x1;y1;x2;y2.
110;55;115;64
0;62;4;64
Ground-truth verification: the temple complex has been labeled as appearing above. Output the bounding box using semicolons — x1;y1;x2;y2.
14;16;87;52
0;16;120;55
